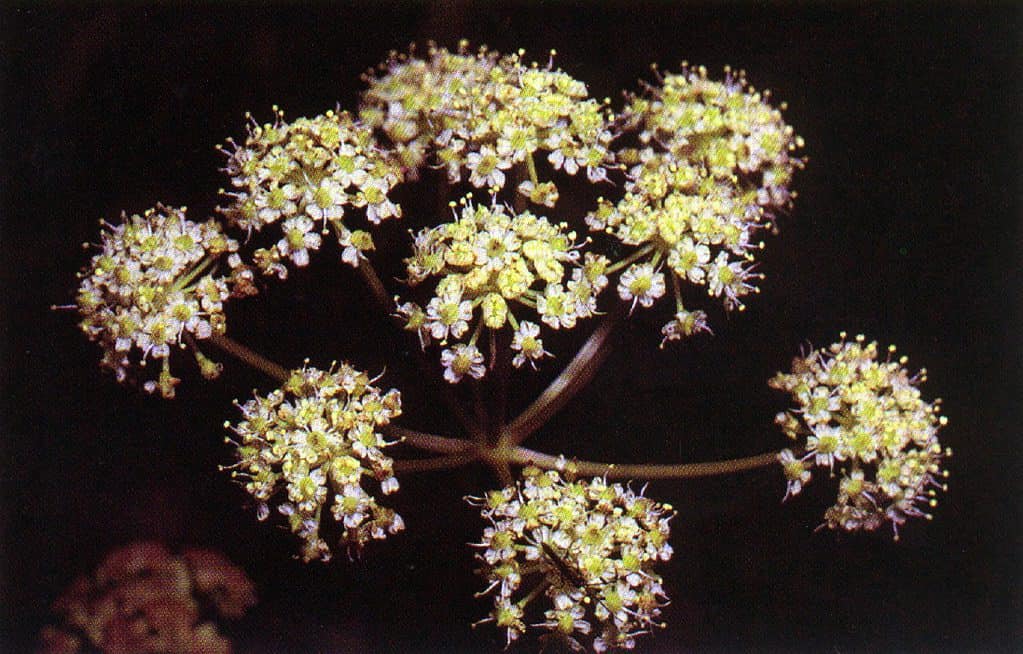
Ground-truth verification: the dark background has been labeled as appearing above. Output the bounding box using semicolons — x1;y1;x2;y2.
2;2;1020;652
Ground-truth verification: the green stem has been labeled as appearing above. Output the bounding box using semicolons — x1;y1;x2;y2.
670;271;685;311
207;334;290;382
605;243;656;275
393;451;480;474
516;578;551;609
172;255;218;292
526;153;539;186
383;424;473;454
507;445;781;480
500;305;623;447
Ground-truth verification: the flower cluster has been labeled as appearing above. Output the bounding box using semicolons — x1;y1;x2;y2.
39;541;256;654
588;65;803;340
769;333;950;539
225;363;404;561
361;43;615;202
218;108;403;272
75;205;237;397
626;65;803;205
400;196;609;381
468;468;673;652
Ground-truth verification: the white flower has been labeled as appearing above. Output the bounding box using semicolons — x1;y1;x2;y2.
659;309;711;348
806;425;843;469
255;183;301;226
303;179;345;224
331;143;370;188
466;145;511;189
567;269;598;318
473;226;521;270
359;178;400;224
277;216;322;267
547;142;580;175
778;449;811;500
617;263;666;312
707;251;759;309
496;123;538;163
440;344;486;383
536;283;577;330
510;321;551;369
395;300;430;349
380;476;400;495
668;237;712;283
425;292;473;342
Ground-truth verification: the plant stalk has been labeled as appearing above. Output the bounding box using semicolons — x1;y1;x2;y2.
207;334;290;382
507;445;781;480
501;305;623;447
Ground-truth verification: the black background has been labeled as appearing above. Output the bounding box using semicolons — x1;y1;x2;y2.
2;2;1020;652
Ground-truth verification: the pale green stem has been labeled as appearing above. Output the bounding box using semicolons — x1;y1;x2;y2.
393;450;480;474
507;445;781;480
207;333;290;382
670;271;685;311
526;152;539;186
383;424;473;454
171;255;218;292
516;578;551;609
605;243;655;275
500;305;623;447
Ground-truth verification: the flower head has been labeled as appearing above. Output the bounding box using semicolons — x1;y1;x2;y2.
225;363;404;561
75;205;237;397
589;65;803;338
218;108;403;271
627;65;803;187
468;468;673;651
403;196;601;378
769;333;951;539
360;43;615;201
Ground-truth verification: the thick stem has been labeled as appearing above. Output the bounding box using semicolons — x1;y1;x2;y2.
493;461;514;486
501;305;623;447
393;451;480;474
507;446;781;481
384;424;474;454
207;334;290;382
